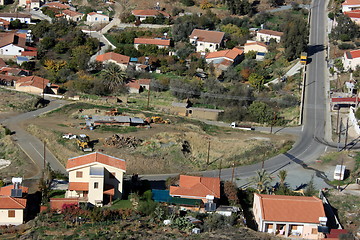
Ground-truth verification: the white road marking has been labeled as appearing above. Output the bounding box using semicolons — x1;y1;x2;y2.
29;142;44;158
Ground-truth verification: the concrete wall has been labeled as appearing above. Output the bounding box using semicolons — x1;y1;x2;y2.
252;194;263;231
88;176;104;206
0;209;24;225
15;85;43;94
244;45;268;53
256;33;281;43
343;5;360;12
0;17;31;23
189;38;221;52
87;14;109;23
349;106;360;135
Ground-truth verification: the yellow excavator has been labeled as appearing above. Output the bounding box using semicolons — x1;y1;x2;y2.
76;134;92;152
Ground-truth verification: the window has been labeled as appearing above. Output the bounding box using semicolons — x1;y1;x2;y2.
311;228;318;234
5;49;8;52
94;182;99;189
18;50;21;53
8;210;15;218
76;171;83;178
95;17;98;21
109;172;116;179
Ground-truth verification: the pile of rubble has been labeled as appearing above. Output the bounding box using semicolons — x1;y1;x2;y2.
104;134;143;148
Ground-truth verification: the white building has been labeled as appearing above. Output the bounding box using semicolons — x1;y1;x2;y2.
0;33;26;56
256;29;283;43
0;196;27;226
131;9;170;22
86;12;109;24
65;152;126;207
0;13;31;24
189;29;225;52
96;52;130;71
62;9;84;22
343;49;360;70
342;0;360;12
134;38;170;49
244;41;268;53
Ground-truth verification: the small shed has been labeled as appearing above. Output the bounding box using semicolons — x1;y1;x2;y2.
334;165;346;180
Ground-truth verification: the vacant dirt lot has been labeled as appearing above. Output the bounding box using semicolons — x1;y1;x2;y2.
26;103;295;174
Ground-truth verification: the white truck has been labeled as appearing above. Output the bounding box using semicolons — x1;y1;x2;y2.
230;122;255;131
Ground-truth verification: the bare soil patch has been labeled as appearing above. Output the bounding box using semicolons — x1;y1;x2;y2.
26;103;295;174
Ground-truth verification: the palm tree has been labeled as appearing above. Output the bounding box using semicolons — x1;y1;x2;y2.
252;169;272;193
277;170;287;187
101;63;127;93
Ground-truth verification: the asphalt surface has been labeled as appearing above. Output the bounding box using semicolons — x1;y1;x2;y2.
1;99;67;178
142;0;332;190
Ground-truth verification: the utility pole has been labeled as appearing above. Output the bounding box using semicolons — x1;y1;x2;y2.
336;108;340;134
270;111;276;134
231;162;235;183
146;86;151;109
344;118;349;149
206;140;210;165
337;118;342;152
43;141;46;169
218;158;222;179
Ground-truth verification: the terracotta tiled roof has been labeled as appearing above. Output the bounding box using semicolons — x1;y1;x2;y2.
134;38;170;46
50;198;79;210
342;0;360;5
0;185;28;196
96;52;130;65
62;9;83;17
126;79;141;90
88;12;107;17
0;58;6;68
0;33;26;48
0;196;27;209
346;49;360;59
0;18;10;26
244;41;268;48
138;78;151;85
21;51;37;57
45;2;70;9
255;193;326;223
258;29;284;37
0;13;31;18
206;47;244;60
68;182;89;191
132;9;170;18
103;184;115;196
344;10;360;18
0;74;20;83
16;76;50;89
66;152;126;171
170;175;220;199
189;29;225;44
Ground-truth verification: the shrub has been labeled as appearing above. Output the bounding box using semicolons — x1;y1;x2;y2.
180;0;195;6
338;43;355;50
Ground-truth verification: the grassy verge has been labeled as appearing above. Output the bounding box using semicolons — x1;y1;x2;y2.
106;199;132;210
0;88;41;112
95;126;138;134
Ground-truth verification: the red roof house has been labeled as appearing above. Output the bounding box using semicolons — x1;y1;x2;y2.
253;194;327;239
170;175;220;202
96;52;130;71
134;38;171;49
65;152;126;207
0;196;27;225
132;9;170;21
15;76;59;95
0;185;28;197
189;29;225;52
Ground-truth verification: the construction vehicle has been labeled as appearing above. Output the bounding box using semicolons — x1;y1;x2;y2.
300;52;307;65
76;134;92;152
105;108;120;116
151;116;171;124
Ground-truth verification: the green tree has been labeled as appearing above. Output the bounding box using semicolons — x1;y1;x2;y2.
220;24;249;38
268;0;284;7
278;170;287;187
304;175;317;196
252;169;272;193
248;73;265;91
330;14;359;41
101;63;127;93
9;19;23;29
248;101;273;124
282;17;308;61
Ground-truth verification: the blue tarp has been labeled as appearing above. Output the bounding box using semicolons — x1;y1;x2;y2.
152;189;171;202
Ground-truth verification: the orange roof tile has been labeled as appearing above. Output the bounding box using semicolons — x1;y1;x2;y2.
0;18;10;26
88;12;107;17
126;79;141;90
66;152;126;171
206;47;244;60
16;76;50;89
0;33;26;48
21;51;37;57
103;184;115;196
134;38;170;46
255;194;326;223
138;78;151;85
344;10;360;18
0;185;28;197
258;29;284;37
0;13;31;18
62;9;83;17
342;0;360;5
0;196;27;209
244;41;268;48
50;198;79;210
96;52;130;65
189;29;225;44
346;49;360;59
68;182;89;191
45;2;70;9
0;58;6;68
170;175;220;199
132;9;170;18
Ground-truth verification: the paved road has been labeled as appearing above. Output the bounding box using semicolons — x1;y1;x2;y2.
1;99;67;178
142;0;331;190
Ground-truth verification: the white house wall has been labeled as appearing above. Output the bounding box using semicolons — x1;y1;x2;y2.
0;209;24;225
0;44;24;56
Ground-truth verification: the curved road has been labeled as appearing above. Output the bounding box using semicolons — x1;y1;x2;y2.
1;0;332;189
